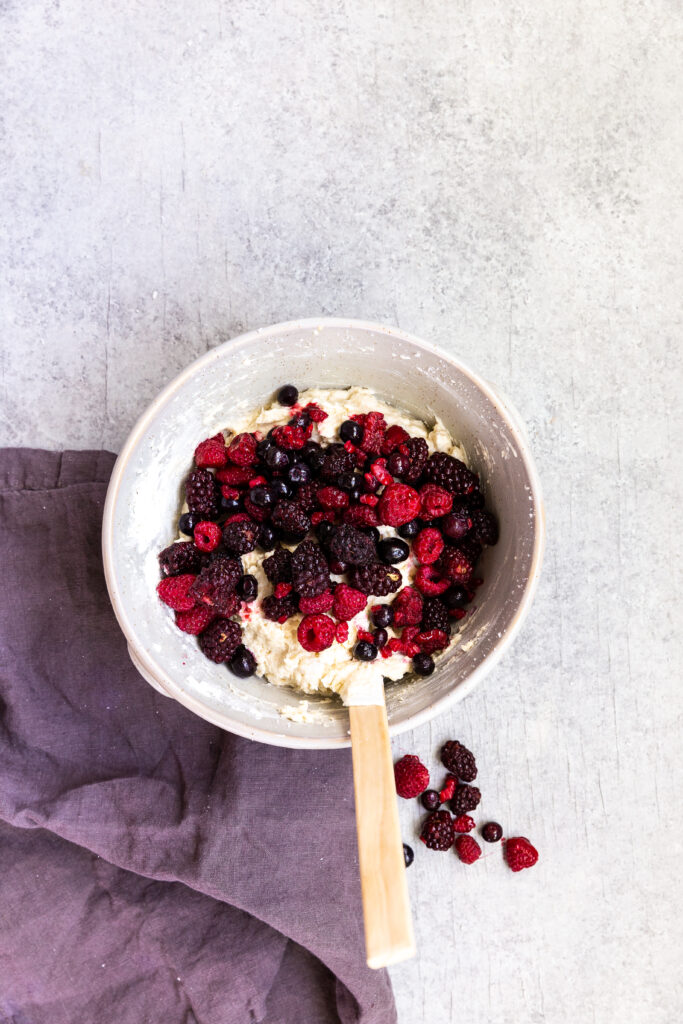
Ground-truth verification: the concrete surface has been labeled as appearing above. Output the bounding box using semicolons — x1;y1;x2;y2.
1;1;682;1021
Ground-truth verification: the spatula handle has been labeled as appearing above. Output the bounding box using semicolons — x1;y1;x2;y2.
349;703;416;969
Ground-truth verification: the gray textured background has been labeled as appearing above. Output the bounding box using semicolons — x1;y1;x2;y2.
2;1;682;1021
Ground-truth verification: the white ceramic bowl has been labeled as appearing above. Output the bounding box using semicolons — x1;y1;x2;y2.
102;318;544;748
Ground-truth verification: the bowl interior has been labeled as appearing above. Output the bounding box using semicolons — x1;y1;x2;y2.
104;320;542;747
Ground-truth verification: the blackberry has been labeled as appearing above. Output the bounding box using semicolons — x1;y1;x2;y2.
263;547;292;584
420;810;455;851
271;500;311;539
290;540;330;597
329;524;376;566
294;480;322;513
441;740;477;782
158;541;203;577
466;489;486;510
222;518;260;555
315;519;335;547
185;468;219;517
348;563;402;596
320;444;354;482
457;535;483;565
423;452;478;495
198;618;242;663
262;592;299;622
190;558;242;614
470;508;499;546
449;784;481;815
398;437;429;483
421;597;451;634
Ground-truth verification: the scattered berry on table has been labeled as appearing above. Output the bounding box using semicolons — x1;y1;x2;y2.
449;784;482;815
403;843;414;867
482;822;503;843
420;810;455;851
454;834;481;864
193;521;223;552
228;644;257;677
394;754;430;798
420;789;441;811
439;775;457;803
504;836;538;872
156;574;197;611
199;618;242;663
297;613;336;652
277;384;299;406
441;740;478;782
354;640;377;661
412;653;435;676
453;815;476;834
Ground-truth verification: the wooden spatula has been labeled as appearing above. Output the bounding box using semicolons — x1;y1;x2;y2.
349;679;416;969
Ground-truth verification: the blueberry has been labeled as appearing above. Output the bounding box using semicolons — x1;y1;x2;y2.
371;604;394;628
178;512;200;535
340;420;363;444
388;452;409;477
237;574;258;602
403;843;414;867
420;789;441;811
250;485;273;508
441;511;471;541
365;526;381;544
277;384;299;406
265;446;290;472
377;538;409;564
288;462;310;485
444;586;469;609
288;411;311;430
412;653;435;676
258;524;277;551
349;487;363;504
257;438;275;459
337;470;357;492
229;644;257;677
302;442;325;474
398;519;420;539
481;821;503;843
373;628;388;649
315;520;335;545
354;640;377;662
219;495;241;514
270;478;291;499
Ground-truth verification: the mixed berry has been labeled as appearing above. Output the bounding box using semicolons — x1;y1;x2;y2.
394;740;538;872
156;384;498;684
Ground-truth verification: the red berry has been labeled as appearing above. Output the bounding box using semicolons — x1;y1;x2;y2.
193;521;222;552
439;774;457;803
297;613;336;652
419;483;453;519
392;587;424;627
440;547;474;585
194;432;228;468
359;493;379;506
335;621;349;643
453;815;476;834
381;424;410;454
394;754;430;798
311;510;336;525
248;475;267;488
226;432;257;466
215;465;253;486
454;834;481;863
174;605;216;634
415;565;450;595
299;591;334;614
369;458;393;486
355;628;375;644
220;485;241;501
360;411;387;454
378;483;421;527
505;836;539;872
333;583;368;621
415;628;449;654
304;402;328;422
413;527;445;565
272;424;307;449
343;505;380;528
317;486;350;510
274;582;293;598
156;574;197;611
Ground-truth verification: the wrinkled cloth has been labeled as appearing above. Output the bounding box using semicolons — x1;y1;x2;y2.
0;449;396;1024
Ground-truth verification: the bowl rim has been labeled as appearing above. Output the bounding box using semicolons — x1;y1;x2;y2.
102;317;545;749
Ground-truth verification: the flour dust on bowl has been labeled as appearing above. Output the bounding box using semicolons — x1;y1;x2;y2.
102;319;544;749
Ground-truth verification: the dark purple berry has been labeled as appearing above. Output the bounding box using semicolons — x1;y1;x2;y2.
365;526;381;544
412;653;435;676
421;789;441;811
467;490;485;510
350;486;363;503
373;628;388;649
377;538;409;564
290;540;330;597
340;419;363;444
441;511;472;541
220;495;241;515
258;524;277;550
329;524;376;566
229;644;258;677
329;559;348;574
288;411;311;430
277;384;298;406
237;574;258;602
270;478;291;499
403;843;414;867
348;563;402;596
257;438;275;459
250;485;273;508
363;473;380;493
222;518;259;554
315;520;335;546
441;740;477;781
387;451;410;477
371;604;394;628
482;821;503;843
271;500;310;539
288;462;310;485
302;441;325;474
337;470;357;491
178;512;200;536
265;446;290;472
444;586;469;609
398;518;420;539
199;618;242;663
158;541;203;577
354;640;377;662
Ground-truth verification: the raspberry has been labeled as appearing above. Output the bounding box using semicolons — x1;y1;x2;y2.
220;485;241;502
304;401;328;423
381;424;410;454
158;541;203;577
359;493;378;506
396;437;428;483
440;547;474;586
439;774;457;803
216;465;253;486
311;510;335;526
449;784;481;815
359;411;386;454
243;495;270;522
174;604;217;634
185;468;219;518
416;629;449;654
329;524;376;566
156;574;197;611
317;486;349;510
348;563;402;596
297;613;336;652
392;587;423;627
421;597;450;633
190;558;242;614
414;566;450;595
290;540;330;597
274;582;293;598
332;583;367;621
222;518;259;554
263;547;292;583
272;424;307;450
482;822;503;843
262;593;299;622
194;432;228;468
423;452;478;494
419;483;453;519
198;618;242;663
335;621;349;643
413;527;445;565
441;740;477;781
294;480;322;513
299;590;334;613
378;483;421;527
321;445;354;482
226;432;257;466
193;521;223;552
471;509;499;546
394;754;430;798
369;459;393;486
505;837;538;872
454;835;481;864
271;500;311;539
453;815;476;834
343;505;380;528
420;810;455;851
